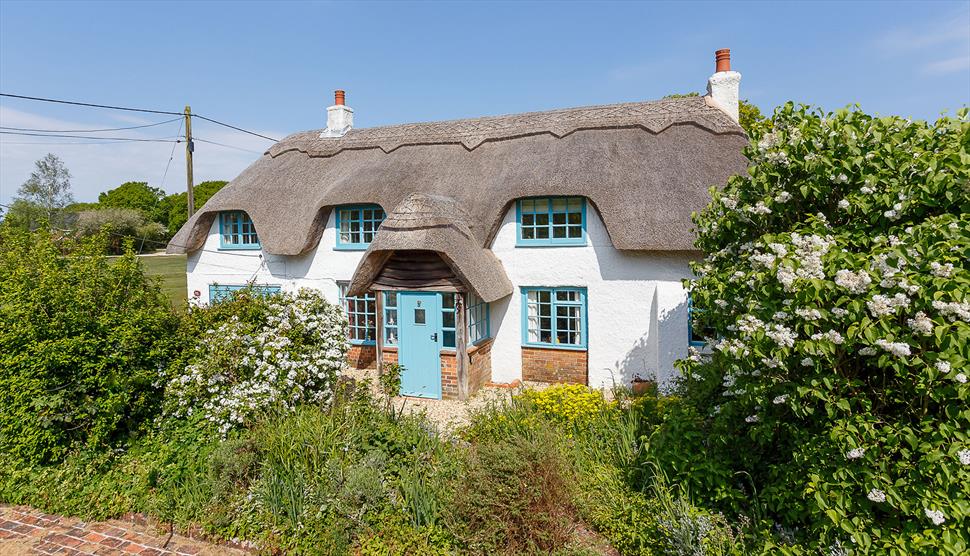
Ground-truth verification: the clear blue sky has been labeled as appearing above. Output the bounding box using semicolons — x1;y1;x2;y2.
1;0;968;204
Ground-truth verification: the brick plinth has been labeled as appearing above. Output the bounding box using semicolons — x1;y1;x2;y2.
381;347;398;366
440;351;458;399
347;345;377;369
468;339;493;394
521;346;588;384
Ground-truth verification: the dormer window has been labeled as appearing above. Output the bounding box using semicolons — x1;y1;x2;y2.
219;211;260;249
516;197;586;246
336;205;385;250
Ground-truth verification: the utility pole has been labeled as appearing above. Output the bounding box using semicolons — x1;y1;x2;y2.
184;105;195;217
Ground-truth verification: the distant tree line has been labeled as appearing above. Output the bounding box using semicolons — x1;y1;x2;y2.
1;153;226;254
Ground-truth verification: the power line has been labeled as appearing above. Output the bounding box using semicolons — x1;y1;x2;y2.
194;137;265;154
2;92;279;142
0;130;179;143
192;114;278;142
160;118;185;189
0;93;182;116
0;117;182;134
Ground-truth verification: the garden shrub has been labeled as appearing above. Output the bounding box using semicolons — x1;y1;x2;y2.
0;229;181;463
452;424;577;555
521;383;613;427
673;104;969;553
164;288;348;434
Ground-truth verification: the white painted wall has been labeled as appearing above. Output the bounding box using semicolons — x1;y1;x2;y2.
186;210;364;306
489;204;695;390
186;203;696;390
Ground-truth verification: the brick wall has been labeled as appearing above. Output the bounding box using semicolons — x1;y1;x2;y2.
441;352;458;399
347;344;377;369
381;347;398;366
468;339;493;395
521;346;588;384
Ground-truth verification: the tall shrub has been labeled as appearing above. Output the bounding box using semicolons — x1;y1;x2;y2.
670;105;969;553
164;289;348;434
0;229;181;463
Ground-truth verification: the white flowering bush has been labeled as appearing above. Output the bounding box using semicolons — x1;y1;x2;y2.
672;104;969;553
164;288;348;435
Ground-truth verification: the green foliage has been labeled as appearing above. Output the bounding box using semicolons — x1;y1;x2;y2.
164;288;348;434
74;208;167;254
164;180;227;235
674;104;970;552
379;362;403;402
98;181;167;225
738;99;766;136
451;424;576;555
14;153;74;230
0;228;181;463
521;383;612;427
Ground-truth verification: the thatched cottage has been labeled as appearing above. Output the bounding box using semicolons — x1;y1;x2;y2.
168;49;747;399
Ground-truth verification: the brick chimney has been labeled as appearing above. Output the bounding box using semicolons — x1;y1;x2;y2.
321;89;353;138
705;49;741;123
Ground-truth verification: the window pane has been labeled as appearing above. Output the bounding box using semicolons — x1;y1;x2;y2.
553;226;567;238
414;308;426;325
568;198;583;212
556;290;578;302
552;212;566;225
385;292;397;307
536;227;549;239
568;226;582;238
521;199;535;213
552;198;567;213
442;311;455;328
522;213;535;226
522;227;535;239
443;330;456;348
535;213;549;226
442;293;455;309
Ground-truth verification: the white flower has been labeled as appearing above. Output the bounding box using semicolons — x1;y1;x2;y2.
858;346;877;355
838;199;850;209
831;307;848;317
930;261;953;278
834;269;871;294
867;293;910;318
795;308;823;321
932;300;970;322
924;508;946;526
800;357;814;367
747;201;772;215
884;209;898;220
745;415;760;423
766;323;796;348
906;312;934;335
722;197;738;210
875;338;911;358
812;330;844;345
860;185;874;194
773;394;789;405
935;361;951;373
773;311;790;321
835;173;849;184
959;449;970;466
955;373;968;384
846;447;865;460
866;489;886;503
774;191;791;203
715;299;728;308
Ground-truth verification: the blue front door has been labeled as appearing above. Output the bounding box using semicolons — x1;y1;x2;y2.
398;292;442;398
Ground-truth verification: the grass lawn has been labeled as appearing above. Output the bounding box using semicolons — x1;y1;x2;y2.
119;254;187;307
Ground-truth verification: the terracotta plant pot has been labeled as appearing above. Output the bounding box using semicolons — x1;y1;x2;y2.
631;379;656;396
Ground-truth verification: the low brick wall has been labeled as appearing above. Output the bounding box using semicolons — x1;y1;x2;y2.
468;339;493;395
347;345;377;369
441;351;458;399
381;347;398;366
521;346;588;384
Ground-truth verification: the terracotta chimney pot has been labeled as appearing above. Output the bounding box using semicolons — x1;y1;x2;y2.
334;90;346;106
715;49;731;73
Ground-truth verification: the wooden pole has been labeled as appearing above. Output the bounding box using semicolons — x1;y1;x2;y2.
455;292;470;400
184;105;195;218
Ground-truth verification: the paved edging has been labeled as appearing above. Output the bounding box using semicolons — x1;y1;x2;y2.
0;505;248;556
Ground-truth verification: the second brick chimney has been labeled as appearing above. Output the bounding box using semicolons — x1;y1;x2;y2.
706;49;741;124
321;89;354;138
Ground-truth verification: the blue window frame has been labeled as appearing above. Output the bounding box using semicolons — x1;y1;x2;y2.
219;211;260;249
516;197;586;246
441;293;457;349
688;294;711;347
468;293;490;345
336;205;385;250
209;284;280;303
521;287;587;349
339;283;376;344
383;292;399;345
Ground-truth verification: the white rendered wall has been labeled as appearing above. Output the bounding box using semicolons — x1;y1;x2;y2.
489;205;696;390
186;205;696;390
186;210;365;306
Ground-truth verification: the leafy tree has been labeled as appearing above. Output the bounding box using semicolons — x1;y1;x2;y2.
74;208;167;254
164;180;228;235
13;153;74;229
0;228;182;463
98;181;166;224
664;105;969;552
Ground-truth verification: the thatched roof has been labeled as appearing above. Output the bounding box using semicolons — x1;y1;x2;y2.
347;194;513;302
168;96;747;260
